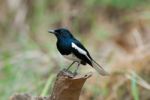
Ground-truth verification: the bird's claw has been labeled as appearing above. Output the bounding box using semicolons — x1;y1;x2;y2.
73;71;78;76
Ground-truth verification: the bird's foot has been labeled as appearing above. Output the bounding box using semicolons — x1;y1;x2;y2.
73;71;78;76
63;68;79;76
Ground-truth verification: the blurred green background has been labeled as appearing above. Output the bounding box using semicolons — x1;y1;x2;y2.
0;0;150;100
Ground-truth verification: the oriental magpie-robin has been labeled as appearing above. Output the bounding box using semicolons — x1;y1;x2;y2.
48;28;108;75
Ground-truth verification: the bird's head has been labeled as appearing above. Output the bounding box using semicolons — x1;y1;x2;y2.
48;28;73;39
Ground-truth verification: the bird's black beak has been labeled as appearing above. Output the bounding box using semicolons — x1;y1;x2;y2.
48;29;55;34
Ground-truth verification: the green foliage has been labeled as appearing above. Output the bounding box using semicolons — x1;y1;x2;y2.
0;51;52;99
41;74;55;96
131;75;139;100
85;0;149;9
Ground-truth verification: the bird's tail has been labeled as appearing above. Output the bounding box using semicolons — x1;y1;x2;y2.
91;60;109;76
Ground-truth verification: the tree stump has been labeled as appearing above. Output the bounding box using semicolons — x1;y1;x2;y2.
10;69;92;100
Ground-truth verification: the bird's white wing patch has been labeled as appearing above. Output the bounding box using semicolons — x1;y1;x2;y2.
72;42;87;55
71;42;91;61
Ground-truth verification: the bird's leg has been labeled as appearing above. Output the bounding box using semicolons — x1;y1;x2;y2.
65;61;76;71
73;62;80;75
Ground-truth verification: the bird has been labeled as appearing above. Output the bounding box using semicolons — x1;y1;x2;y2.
48;28;108;76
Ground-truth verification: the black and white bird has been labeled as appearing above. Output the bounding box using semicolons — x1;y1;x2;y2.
48;28;108;75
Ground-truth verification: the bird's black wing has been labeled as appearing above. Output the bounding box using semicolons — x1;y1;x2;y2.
71;39;109;75
71;39;93;65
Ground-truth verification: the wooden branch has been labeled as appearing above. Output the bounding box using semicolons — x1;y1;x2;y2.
10;69;92;100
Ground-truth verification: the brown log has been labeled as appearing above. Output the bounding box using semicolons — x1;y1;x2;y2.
50;69;92;100
10;69;92;100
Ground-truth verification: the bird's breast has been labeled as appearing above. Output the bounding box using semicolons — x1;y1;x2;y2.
63;53;81;62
